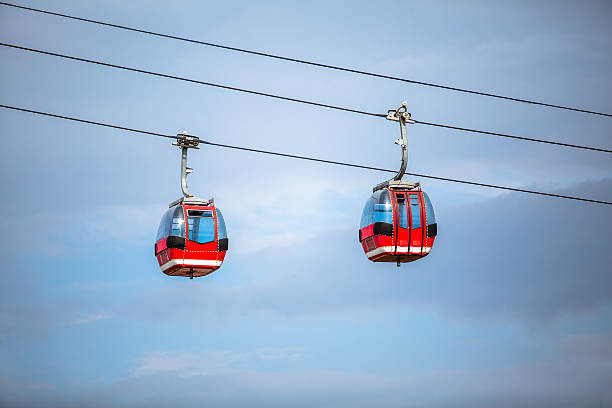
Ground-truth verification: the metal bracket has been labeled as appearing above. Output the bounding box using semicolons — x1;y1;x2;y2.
169;196;214;208
374;179;420;193
172;131;200;198
173;133;200;149
385;102;415;125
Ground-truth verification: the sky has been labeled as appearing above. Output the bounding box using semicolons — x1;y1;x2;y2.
0;0;611;406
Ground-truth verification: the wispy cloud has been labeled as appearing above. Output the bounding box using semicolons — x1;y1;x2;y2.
124;179;612;326
133;347;306;377
85;336;612;408
72;313;112;325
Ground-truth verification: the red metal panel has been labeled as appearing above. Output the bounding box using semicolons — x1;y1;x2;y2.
155;237;168;254
393;191;409;254
408;191;423;255
373;234;392;248
360;224;374;241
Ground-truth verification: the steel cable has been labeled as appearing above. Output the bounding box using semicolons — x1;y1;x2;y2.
1;1;610;117
1;42;610;154
1;103;610;206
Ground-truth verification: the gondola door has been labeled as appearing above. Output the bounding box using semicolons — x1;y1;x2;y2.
392;191;410;256
407;192;424;255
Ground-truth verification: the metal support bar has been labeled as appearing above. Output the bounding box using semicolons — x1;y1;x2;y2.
386;102;415;181
373;102;416;192
172;131;200;198
180;147;193;197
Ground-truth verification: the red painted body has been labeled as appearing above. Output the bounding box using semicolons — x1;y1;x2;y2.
155;203;227;278
359;187;436;264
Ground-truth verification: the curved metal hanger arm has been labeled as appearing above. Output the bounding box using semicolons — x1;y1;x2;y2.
373;102;416;192
386;102;415;181
173;131;200;198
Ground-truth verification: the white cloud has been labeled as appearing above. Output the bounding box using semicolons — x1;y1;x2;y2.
133;347;306;377
123;179;612;326
72;313;112;325
80;335;612;408
210;171;360;255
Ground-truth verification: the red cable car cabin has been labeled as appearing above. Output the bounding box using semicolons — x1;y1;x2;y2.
359;183;437;264
155;197;228;278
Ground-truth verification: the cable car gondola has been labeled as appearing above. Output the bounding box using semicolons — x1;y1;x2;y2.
359;103;437;266
154;133;228;279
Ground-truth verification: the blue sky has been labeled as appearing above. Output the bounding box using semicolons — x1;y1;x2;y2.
1;0;611;406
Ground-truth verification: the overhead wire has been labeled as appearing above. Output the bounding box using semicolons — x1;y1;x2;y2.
412;120;612;153
1;42;611;154
0;104;176;140
0;42;383;118
1;1;610;118
1;103;610;206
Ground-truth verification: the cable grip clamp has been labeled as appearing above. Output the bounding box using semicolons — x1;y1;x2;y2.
386;101;415;124
173;131;200;149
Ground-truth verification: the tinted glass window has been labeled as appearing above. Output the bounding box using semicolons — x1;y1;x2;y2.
361;190;393;228
170;207;186;237
156;205;185;241
360;197;374;228
376;189;391;206
410;196;421;229
188;210;215;244
373;204;393;224
156;211;170;241
374;189;392;224
396;194;408;229
422;191;436;225
216;208;227;240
